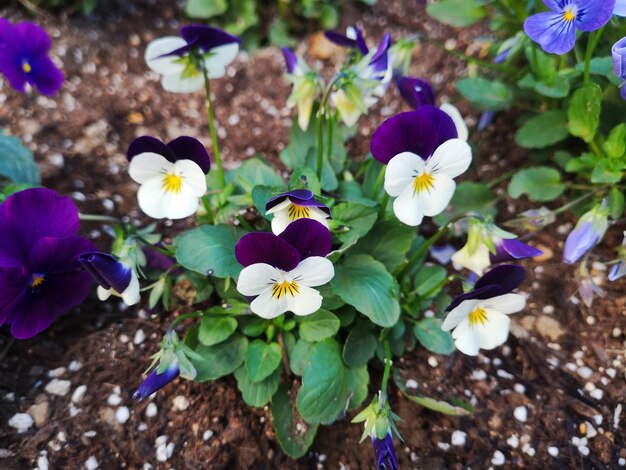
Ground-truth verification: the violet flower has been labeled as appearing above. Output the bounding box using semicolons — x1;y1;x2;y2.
523;0;616;55
615;0;626;16
265;189;331;235
79;252;140;306
281;48;323;130
372;430;398;470
612;37;626;100
324;26;368;55
563;203;608;264
133;362;180;401
0;188;96;339
396;76;435;109
0;19;64;96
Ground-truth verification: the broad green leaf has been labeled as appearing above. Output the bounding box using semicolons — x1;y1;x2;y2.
289;339;314;376
186;330;248;382
508;167;565;202
603;124;626;159
299;310;340;342
290;167;321;196
342;320;377;367
175;224;243;278
331;254;400;327
234;366;281;407
350;219;415;271
272;384;318;458
413;265;447;297
245;340;282;382
227;156;285;191
304;147;338;191
591;159;624;184
426;0;486;27
251;185;284;218
0;132;40;184
198;316;237;346
184;0;228;18
515;111;569;149
456;77;513;111
568;84;602;143
608;187;625;220
434;182;496;226
343;364;369;410
331;202;378;245
413;318;455;355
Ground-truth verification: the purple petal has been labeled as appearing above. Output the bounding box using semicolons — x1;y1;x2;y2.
281;47;298;74
372;431;398;470
612;37;626;79
353;27;369;55
325;30;358;49
278;219;332;260
608;261;626;281
368;33;391;75
27;54;64;96
370;106;457;164
235;232;301;271
0;44;26;93
446;284;507;312
429;244;456;264
491;239;543;263
133;363;180;401
78;252;132;293
180;24;241;51
127;136;175;162
13;22;52;56
167;136;211;174
575;0;616;32
0;266;28;326
474;264;526;293
563;221;599;264
396;76;435;109
477;111;496;131
523;11;576;55
143;244;176;272
265;190;330;215
0;188;80;268
615;0;626;16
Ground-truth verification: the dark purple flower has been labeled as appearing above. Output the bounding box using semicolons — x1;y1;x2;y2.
78;252;140;305
0;19;64;96
491;239;544;264
324;26;369;55
133;362;180;401
127;135;211;174
143;243;177;273
396;77;435;109
282;47;299;74
612;37;626;99
0;188;96;339
372;430;398;470
524;0;616;55
265;190;331;235
370;106;458;164
159;24;241;58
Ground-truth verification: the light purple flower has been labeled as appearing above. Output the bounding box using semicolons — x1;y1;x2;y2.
615;0;626;16
0;19;64;96
612;37;626;99
0;188;96;339
265;189;331;235
563;203;608;264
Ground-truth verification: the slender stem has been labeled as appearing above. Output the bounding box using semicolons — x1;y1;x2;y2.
136;237;174;256
486;169;516;188
370;165;386;199
201;65;226;189
553;188;603;215
277;332;292;377
79;213;122;223
583;27;605;85
316;110;324;180
167;311;204;332
236;214;255;232
379;193;389;219
380;340;392;403
326;105;334;166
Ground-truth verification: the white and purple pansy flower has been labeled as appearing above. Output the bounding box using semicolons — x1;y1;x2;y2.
235;219;334;319
442;265;527;356
145;24;240;93
265;189;331;235
370;106;472;226
78;252;140;306
282;48;323;131
127;136;210;220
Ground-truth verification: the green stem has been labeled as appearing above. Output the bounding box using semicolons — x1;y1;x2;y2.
167;311;204;332
371;165;386;199
380;340;392;403
326;105;334;166
237;214;255;232
316;110;324;180
79;213;122;223
553;187;603;215
379;193;389;219
201;65;226;189
583;27;605;85
486;169;516;188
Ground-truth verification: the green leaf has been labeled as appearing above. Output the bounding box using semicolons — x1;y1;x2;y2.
413;318;455;355
342;320;377;367
272;384;318;458
331;254;400;328
186;330;248;382
515;111;569;149
343;365;369;410
289;339;314;376
299;310;340;342
251;185;283;218
350;219;415;271
234;366;281;407
227;156;285;191
433;182;496;226
331;202;378;245
608;187;625;220
508;166;565;202
591;159;624;184
395;371;473;415
184;0;228;18
426;0;486;27
603;124;626;159
198;316;238;346
456;77;513;111
567;84;602;143
245;340;282;382
175;224;243;278
413;265;447;297
0;132;40;184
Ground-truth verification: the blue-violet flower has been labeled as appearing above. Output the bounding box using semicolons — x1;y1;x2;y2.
79;252;140;306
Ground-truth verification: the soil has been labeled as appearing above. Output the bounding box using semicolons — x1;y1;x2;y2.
1;0;626;469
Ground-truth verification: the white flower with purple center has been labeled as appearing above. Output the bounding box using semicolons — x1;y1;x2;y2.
265;189;331;235
370;106;472;226
442;265;526;356
127;136;211;219
79;252;140;306
235;219;334;319
145;24;240;93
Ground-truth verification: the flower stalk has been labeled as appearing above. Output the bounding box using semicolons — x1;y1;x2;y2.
201;61;226;189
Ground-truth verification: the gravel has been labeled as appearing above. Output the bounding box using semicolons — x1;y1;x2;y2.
8;413;34;433
45;379;72;396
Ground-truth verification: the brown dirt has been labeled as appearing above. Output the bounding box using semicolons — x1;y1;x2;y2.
1;1;625;469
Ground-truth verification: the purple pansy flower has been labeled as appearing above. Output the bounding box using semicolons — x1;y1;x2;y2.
133;362;180;401
145;24;240;93
612;37;626;99
127;136;210;219
372;430;398;470
442;265;526;356
265;189;331;235
324;25;369;55
523;0;616;55
0;19;64;96
79;252;140;306
0;188;96;339
370;106;471;226
396;76;435;109
235;219;334;319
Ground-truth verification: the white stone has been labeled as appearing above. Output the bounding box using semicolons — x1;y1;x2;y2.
578;445;590;456
585;422;598;439
45;379;72;396
172;395;190;411
48;367;67;378
405;379;418;389
83;431;97;438
166;442;175;458
115;406;130;424
594;415;603;426
68;360;82;372
72;385;87;403
427;356;438;368
577;367;593;379
451;430;467;446
619;457;625;466
548;446;559;457
497;369;514;380
590;389;604;400
203;430;214;441
514;406;528;423
133;329;146;345
470;370;487;381
156;444;168;462
506;435;519;448
606;368;617;379
69;404;82;417
514;384;526;394
155;435;168;446
437;442;451;451
491;450;505;466
145;403;158;418
138;423;148;431
8;413;33;433
107;394;122;406
85;456;99;470
38;453;49;470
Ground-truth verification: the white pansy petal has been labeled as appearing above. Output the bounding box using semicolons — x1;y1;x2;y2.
145;37;187;74
270;210;292;235
266;199;291;215
137;178;168;218
474;311;510;350
393;184;424;226
121;273;141;306
289;284;323;316
162;73;204;93
250;288;287;319
384;152;425;197
237;263;280;296
128;152;173;184
451;320;480;356
451;243;491;275
481;293;526;314
290;257;334;287
97;286;112;301
440;103;468;142
204;43;239;78
421;174;455;217
309;207;331;227
441;299;478;331
427;139;472;179
173;159;207;196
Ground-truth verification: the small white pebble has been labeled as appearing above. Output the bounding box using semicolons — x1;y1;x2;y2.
619;457;625;466
68;360;82;372
437;442;451;451
497;369;514;380
69;404;82;417
318;454;327;463
166;442;175;458
172;395;190;411
514;406;528;423
572;436;581;446
107;394;122;406
137;423;148;432
8;413;33;433
578;445;590;456
514;383;526;394
115;406;130;424
156;444;168;462
203;430;214;441
585;422;598;439
606;368;617;379
85;456;98;470
45;379;72;396
155;435;168;446
491;450;505;466
72;385;87;403
145;403;157;418
577;367;593;379
48;367;67;378
37;453;49;470
451;430;467;447
548;446;559;457
506;435;519;448
405;379;418;389
133;329;146;345
542;305;554;314
612;328;622;338
593;415;603;426
590;389;604;400
427;356;438;368
119;334;130;343
470;370;487;381
83;431;97;438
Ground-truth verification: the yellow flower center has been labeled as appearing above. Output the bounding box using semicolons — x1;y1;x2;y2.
162;173;183;194
22;61;32;73
30;274;45;288
413;172;435;194
563;7;576;22
271;280;300;299
468;307;488;327
287;203;311;221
